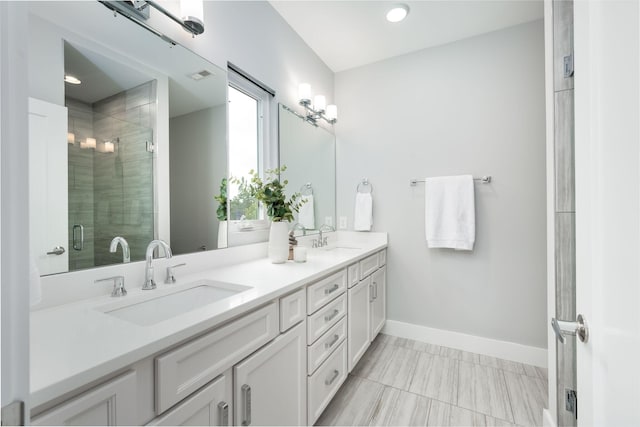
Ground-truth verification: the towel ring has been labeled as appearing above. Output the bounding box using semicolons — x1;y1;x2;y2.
356;179;373;194
300;182;313;196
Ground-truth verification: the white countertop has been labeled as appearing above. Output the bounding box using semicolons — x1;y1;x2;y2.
30;232;387;408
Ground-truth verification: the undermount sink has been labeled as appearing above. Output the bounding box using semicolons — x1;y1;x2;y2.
323;245;361;251
99;280;251;326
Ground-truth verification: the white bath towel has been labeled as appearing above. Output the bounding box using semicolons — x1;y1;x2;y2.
298;195;315;230
425;175;475;250
354;192;373;231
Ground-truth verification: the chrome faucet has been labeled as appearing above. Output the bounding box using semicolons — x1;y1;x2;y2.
109;236;130;263
292;222;307;236
316;224;335;248
143;240;172;290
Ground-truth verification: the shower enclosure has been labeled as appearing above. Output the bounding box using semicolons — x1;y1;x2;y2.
66;80;155;271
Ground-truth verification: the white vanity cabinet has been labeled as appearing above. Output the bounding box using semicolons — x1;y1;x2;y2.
233;321;307;426
31;371;138;426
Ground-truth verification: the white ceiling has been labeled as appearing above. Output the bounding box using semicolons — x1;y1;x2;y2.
270;0;544;72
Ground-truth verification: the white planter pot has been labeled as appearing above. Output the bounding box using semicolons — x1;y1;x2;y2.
268;221;289;264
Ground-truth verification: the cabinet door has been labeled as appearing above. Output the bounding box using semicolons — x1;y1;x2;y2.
348;276;371;372
233;321;306;426
32;371;137;426
370;266;386;340
147;370;232;426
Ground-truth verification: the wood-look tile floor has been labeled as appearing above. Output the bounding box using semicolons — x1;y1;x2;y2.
315;334;548;427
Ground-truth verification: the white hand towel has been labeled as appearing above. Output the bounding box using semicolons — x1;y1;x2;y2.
298;194;315;230
425;175;475;250
354;192;373;231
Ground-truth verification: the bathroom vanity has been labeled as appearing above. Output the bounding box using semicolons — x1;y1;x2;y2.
30;233;387;426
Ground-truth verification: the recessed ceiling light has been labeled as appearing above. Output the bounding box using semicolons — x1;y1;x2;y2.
386;4;409;23
64;74;81;85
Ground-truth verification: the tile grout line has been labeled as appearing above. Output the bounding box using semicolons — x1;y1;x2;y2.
500;369;518;426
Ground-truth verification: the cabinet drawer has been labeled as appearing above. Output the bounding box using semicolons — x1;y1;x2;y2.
307;342;348;425
307;294;346;345
307;269;347;314
147;370;232;426
378;249;387;266
307;317;347;375
155;302;279;414
359;254;379;279
32;371;137;426
347;263;359;288
280;288;306;332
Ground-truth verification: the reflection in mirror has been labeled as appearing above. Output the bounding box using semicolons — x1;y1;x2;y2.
65;41;155;271
28;2;228;275
278;104;336;236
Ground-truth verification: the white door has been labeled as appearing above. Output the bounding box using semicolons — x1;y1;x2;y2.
233;321;307;426
573;0;640;425
28;97;68;275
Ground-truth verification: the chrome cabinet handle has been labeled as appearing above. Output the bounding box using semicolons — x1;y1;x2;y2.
324;284;339;295
47;246;65;255
217;401;229;426
72;224;84;250
325;369;340;386
324;309;340;322
552;314;589;344
369;284;374;303
241;384;251;426
325;334;340;349
372;281;378;300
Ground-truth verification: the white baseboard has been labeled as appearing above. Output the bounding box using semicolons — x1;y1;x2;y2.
383;320;547;368
542;408;556;427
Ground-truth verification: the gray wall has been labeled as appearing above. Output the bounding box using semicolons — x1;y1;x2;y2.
169;105;227;254
335;21;547;348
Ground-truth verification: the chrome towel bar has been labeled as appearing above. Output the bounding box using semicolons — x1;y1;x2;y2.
410;176;492;186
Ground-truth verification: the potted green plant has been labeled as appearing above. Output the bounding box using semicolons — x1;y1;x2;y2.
234;166;304;263
214;178;228;248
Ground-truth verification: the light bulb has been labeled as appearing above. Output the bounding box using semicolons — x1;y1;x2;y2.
298;83;311;104
83;137;96;149
180;0;204;35
386;4;409;23
103;141;115;153
313;95;326;112
67;132;75;145
325;105;338;121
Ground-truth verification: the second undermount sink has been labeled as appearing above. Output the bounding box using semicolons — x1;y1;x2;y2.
323;245;361;251
99;280;251;326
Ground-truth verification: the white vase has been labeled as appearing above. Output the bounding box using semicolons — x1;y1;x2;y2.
217;220;228;249
268;221;289;264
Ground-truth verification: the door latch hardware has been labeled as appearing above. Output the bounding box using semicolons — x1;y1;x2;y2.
565;388;578;419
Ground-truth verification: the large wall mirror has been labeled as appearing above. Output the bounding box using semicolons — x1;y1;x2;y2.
279;105;336;235
28;2;228;275
27;2;337;277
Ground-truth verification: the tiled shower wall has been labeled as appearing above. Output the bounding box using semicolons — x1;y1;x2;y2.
92;81;155;266
66;81;155;270
553;1;577;426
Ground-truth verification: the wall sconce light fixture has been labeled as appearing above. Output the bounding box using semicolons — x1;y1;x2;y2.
80;137;97;150
101;0;205;37
298;83;337;125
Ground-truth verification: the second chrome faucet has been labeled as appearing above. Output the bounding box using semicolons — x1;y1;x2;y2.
143;240;172;290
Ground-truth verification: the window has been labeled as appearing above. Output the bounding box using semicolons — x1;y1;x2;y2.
227;67;274;222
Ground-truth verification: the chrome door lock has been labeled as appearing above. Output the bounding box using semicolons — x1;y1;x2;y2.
552;314;589;344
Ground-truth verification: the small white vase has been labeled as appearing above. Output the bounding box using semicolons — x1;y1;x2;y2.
268;221;289;264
